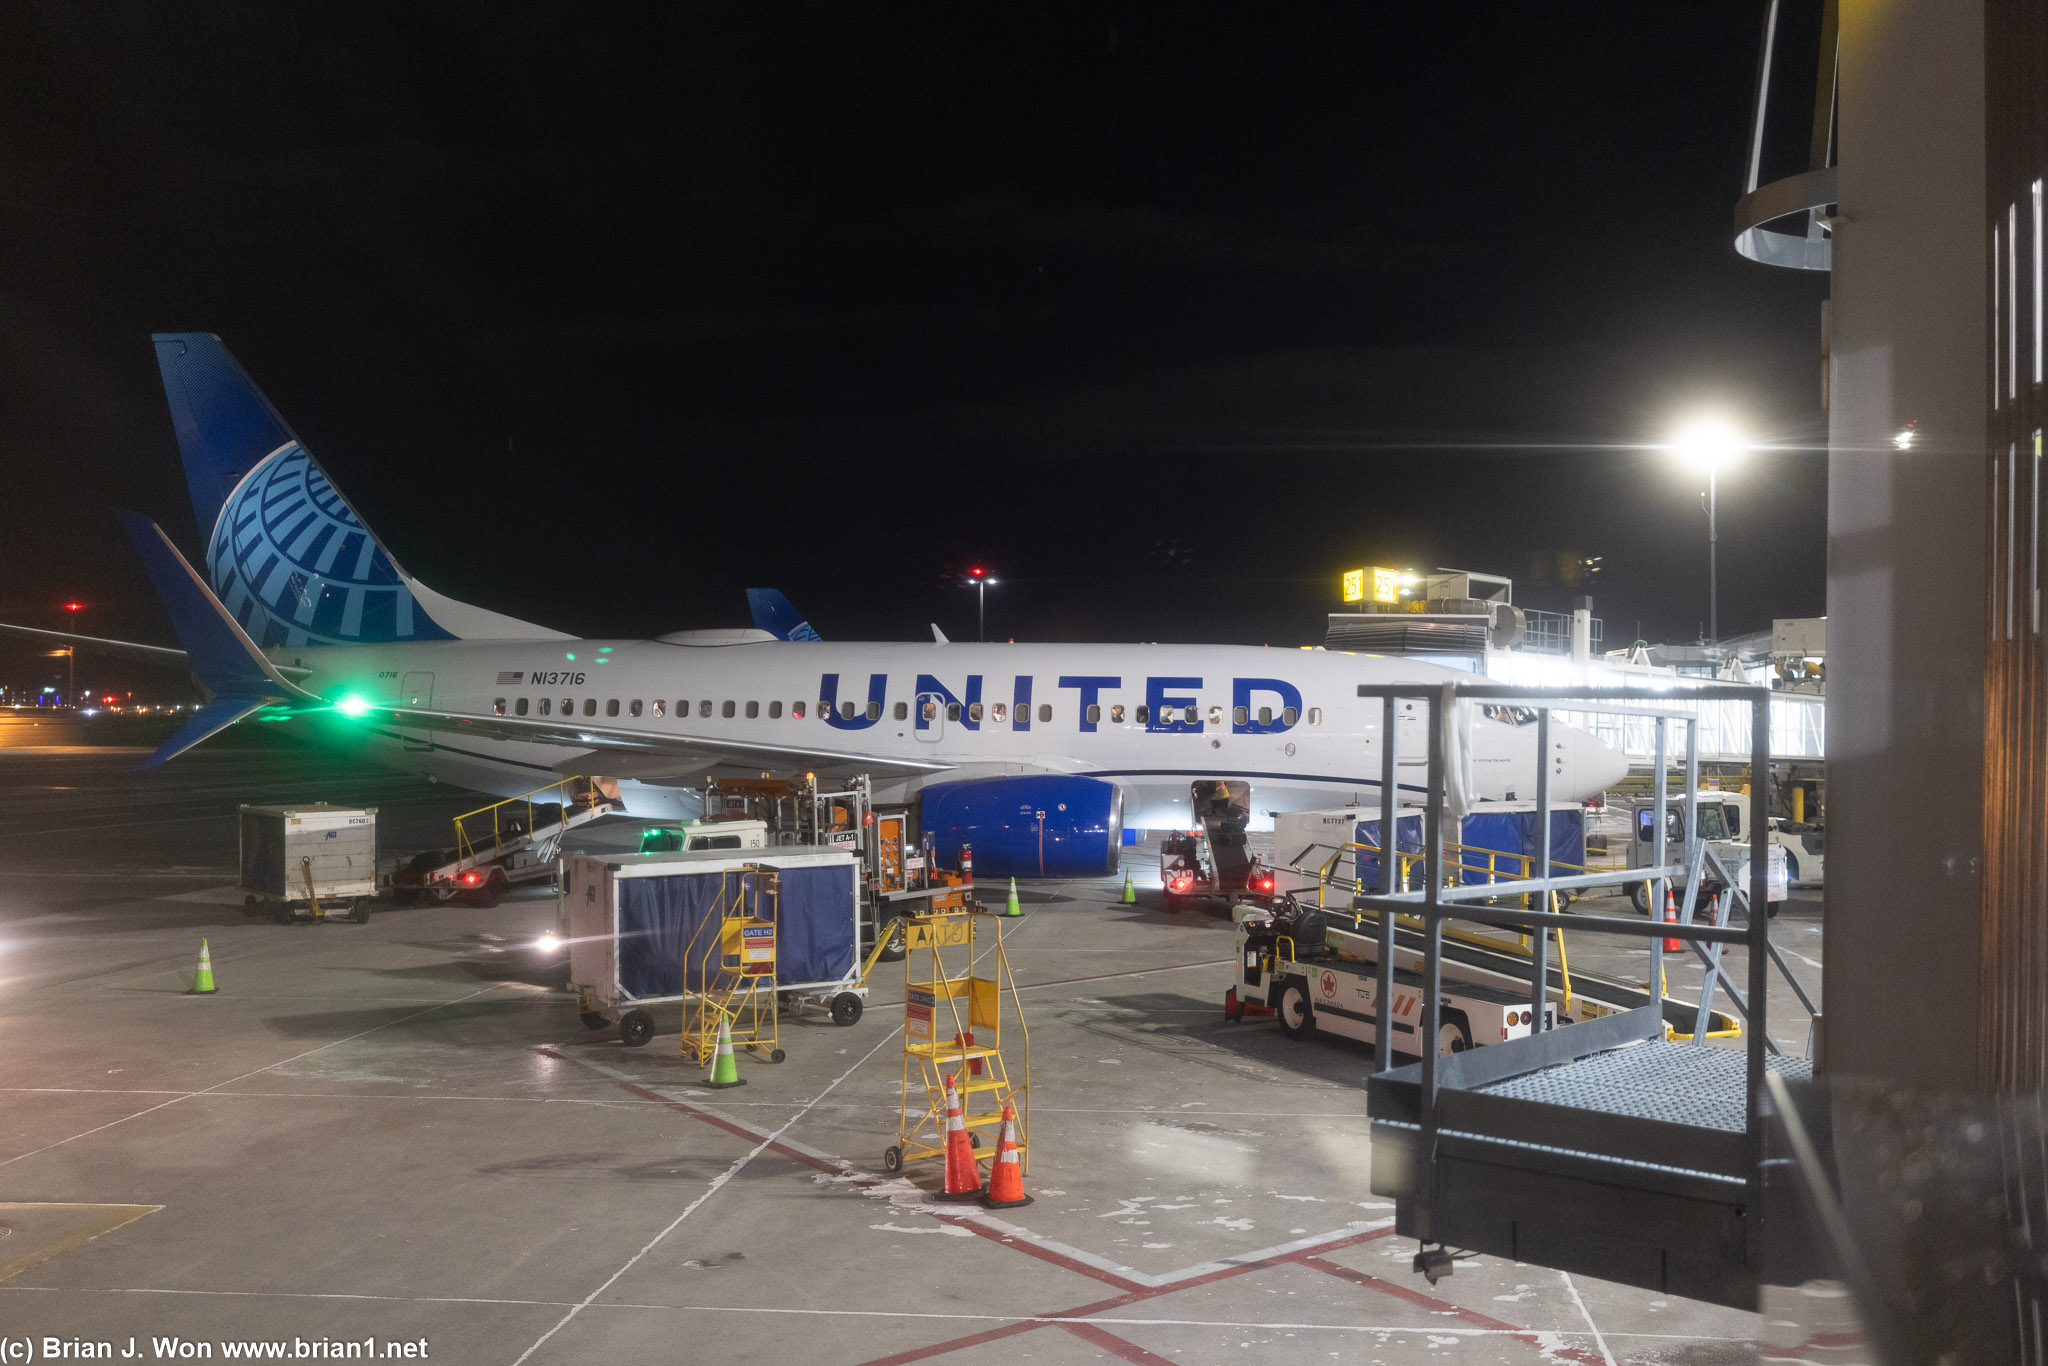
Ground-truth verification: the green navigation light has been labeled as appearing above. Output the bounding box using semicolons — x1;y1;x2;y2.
335;695;371;718
565;652;576;661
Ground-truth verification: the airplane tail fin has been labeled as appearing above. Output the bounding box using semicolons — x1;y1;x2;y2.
114;509;310;768
746;588;821;641
151;333;569;649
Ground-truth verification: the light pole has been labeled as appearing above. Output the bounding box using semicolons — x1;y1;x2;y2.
1670;419;1746;645
61;600;83;708
963;566;997;641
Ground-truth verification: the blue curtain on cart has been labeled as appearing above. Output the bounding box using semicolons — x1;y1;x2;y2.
615;861;857;996
763;861;857;985
616;871;728;996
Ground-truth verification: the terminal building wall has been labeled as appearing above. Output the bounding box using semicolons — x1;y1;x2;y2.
1982;0;2048;1090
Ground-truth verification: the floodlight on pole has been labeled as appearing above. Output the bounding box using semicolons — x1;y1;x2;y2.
1668;418;1749;645
962;567;998;641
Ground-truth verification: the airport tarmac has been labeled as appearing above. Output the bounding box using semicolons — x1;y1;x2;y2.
0;737;1813;1365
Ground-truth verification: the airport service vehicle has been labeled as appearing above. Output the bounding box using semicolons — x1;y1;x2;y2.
1226;897;1739;1057
1625;792;1813;913
391;775;618;907
5;333;1628;882
1159;780;1277;910
638;818;770;853
239;803;376;923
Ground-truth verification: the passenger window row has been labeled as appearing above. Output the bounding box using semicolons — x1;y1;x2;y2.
488;695;1322;727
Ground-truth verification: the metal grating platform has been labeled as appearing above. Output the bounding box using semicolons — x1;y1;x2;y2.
1477;1040;1812;1132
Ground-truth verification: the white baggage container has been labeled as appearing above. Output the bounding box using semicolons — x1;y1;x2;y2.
238;803;378;923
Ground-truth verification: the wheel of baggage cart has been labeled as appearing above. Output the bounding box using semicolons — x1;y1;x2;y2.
830;992;863;1026
580;1011;610;1031
242;894;260;916
883;1145;904;1173
1163;893;1185;914
349;900;371;924
274;901;296;926
770;1048;786;1063
618;1009;655;1047
1276;981;1314;1040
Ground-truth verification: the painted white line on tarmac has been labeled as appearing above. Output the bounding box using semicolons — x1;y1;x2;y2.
1559;1270;1619;1366
0;984;508;1171
508;1028;901;1366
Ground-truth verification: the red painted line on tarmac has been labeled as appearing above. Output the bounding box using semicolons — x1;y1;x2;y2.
846;1228;1399;1366
1299;1255;1609;1366
1057;1321;1181;1365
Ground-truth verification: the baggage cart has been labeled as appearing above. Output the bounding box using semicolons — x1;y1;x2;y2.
238;803;377;924
563;846;865;1048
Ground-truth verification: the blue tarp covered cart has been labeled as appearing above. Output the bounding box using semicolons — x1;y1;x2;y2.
565;847;865;1046
1352;804;1586;888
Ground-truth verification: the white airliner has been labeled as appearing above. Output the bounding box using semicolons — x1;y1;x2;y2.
4;334;1627;879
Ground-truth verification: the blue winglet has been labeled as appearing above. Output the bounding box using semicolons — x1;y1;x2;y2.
746;588;821;641
115;509;301;704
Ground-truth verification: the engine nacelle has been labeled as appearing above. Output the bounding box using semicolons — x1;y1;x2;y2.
918;776;1124;879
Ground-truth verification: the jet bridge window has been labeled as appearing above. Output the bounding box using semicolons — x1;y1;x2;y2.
629;700;642;718
769;701;782;719
493;698;507;716
745;701;759;718
515;698;529;717
606;699;620;718
722;701;736;718
894;701;909;721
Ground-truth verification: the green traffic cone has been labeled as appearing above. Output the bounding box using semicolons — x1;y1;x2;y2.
1004;877;1021;916
189;938;218;995
704;1016;746;1088
1120;867;1136;903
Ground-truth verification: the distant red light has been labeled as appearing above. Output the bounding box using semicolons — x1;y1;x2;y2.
62;602;83;613
969;566;984;578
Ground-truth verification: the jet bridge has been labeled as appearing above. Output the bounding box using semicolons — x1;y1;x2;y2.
1355;683;1822;1310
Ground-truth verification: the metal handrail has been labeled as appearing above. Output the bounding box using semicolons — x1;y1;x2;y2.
451;775;604;868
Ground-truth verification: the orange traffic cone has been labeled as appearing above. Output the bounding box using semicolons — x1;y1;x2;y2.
1663;889;1682;953
936;1072;984;1202
981;1100;1032;1209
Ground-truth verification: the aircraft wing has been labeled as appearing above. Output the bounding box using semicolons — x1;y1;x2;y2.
0;621;312;679
363;703;956;776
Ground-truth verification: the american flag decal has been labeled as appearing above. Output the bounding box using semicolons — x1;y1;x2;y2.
496;671;524;685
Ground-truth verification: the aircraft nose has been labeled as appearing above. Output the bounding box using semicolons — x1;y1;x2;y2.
1578;731;1631;800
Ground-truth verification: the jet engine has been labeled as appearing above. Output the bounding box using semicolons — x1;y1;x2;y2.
917;776;1124;879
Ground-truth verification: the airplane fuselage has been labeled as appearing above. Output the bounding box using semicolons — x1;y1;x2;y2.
274;638;1626;828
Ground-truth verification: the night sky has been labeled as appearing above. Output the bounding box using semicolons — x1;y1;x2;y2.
0;4;1829;697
